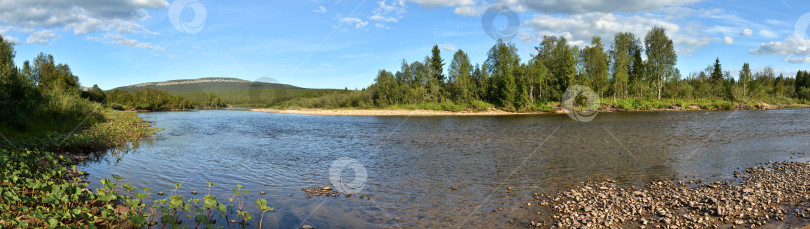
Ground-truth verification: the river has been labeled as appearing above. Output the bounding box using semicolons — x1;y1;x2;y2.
78;109;810;228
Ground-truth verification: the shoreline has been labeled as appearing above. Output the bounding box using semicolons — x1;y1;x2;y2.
250;103;810;116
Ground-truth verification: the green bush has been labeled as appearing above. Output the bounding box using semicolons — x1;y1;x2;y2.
468;100;491;111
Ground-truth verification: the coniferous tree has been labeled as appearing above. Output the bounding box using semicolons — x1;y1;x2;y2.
430;45;445;83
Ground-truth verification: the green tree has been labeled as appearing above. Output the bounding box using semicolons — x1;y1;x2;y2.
710;58;723;97
371;70;397;105
610;32;638;100
0;35;41;130
582;36;609;97
797;70;810;99
740;63;751;99
448;50;473;102
629;48;646;97
537;36;578;100
430;45;445;83
85;84;107;103
526;58;548;102
515;64;531;108
644;26;677;100
485;40;520;107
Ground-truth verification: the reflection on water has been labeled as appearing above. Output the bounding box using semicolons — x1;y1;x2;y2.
78;109;810;228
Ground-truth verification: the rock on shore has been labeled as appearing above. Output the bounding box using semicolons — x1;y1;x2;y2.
530;161;810;228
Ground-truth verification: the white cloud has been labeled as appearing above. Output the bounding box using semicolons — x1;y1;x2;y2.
375;23;390;29
453;5;486;16
723;36;733;45
0;26;19;43
0;0;167;34
407;0;700;16
517;0;700;14
439;43;456;51
314;6;327;13
340;0;406;30
520;12;713;55
369;0;407;27
0;26;12;35
86;33;164;51
26;30;60;45
783;56;810;64
741;28;753;36
339;17;369;29
0;0;168;48
750;37;810;57
406;0;489;17
2;36;20;44
370;15;398;23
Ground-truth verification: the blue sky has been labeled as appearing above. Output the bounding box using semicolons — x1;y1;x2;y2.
1;0;809;90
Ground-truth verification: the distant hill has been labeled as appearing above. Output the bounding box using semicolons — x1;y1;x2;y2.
111;77;303;94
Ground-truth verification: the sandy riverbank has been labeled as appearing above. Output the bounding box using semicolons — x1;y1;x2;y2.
250;103;809;117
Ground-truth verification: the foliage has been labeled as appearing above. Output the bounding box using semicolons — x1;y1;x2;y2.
107;88;205;111
0;147;274;228
0;35;104;134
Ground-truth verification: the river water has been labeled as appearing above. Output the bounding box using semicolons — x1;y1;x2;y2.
78;109;810;228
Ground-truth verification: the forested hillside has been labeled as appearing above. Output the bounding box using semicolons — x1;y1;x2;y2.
112;77;300;94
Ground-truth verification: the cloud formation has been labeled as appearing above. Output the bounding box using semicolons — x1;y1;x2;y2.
750;38;810;56
520;12;713;55
339;17;369;29
741;28;753;36
86;33;164;51
26;30;59;45
516;0;700;14
0;0;168;48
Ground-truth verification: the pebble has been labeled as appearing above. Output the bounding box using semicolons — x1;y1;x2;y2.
525;161;810;228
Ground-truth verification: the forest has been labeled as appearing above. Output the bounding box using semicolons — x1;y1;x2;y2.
279;26;810;111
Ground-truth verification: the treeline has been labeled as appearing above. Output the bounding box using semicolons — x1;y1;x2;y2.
0;35;104;132
106;89;225;111
351;26;807;111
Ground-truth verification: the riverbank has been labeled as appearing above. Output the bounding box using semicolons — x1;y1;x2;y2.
251;101;810;116
525;161;810;228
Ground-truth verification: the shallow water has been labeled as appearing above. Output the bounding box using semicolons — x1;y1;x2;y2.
79;109;810;228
